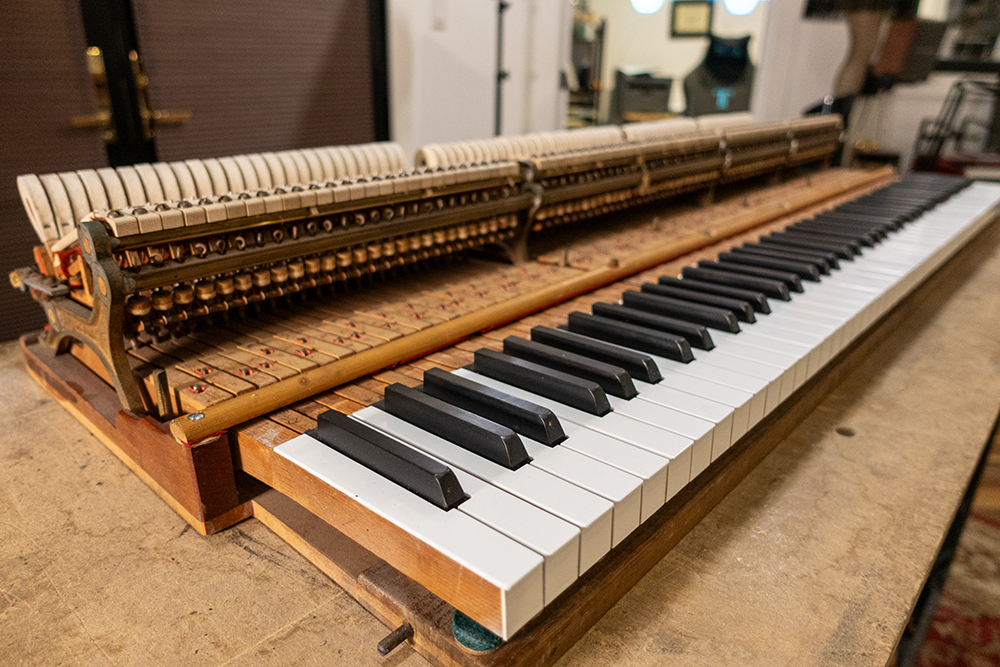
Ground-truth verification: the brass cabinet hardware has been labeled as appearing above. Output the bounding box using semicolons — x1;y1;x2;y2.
71;46;116;143
129;50;192;140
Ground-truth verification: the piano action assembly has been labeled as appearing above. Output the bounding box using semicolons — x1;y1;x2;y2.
10;112;1000;666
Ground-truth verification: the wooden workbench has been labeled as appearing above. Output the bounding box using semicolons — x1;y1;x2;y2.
2;221;999;667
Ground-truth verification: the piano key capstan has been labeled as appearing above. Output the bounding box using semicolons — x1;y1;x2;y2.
273;174;1000;640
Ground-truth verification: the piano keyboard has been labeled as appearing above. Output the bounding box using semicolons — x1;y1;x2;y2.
271;174;1000;640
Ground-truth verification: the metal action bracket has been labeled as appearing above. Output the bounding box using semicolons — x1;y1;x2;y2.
36;220;148;415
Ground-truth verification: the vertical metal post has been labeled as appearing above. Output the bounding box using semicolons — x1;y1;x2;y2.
495;1;509;136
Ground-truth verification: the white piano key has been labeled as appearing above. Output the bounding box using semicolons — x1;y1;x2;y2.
276;433;544;639
551;422;669;521
360;174;384;198
698;349;788;412
454;470;580;604
151;163;182;201
75;170;110;213
516;437;642;546
454;369;695;500
330;180;352;203
632;381;733;458
648;354;769;427
355;407;615;572
604;394;715;478
415;146;437;169
257;186;292;214
698;336;801;401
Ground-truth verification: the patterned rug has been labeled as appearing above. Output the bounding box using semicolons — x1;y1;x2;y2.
916;512;1000;667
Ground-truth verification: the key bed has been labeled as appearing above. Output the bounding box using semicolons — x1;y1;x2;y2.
258;174;1000;640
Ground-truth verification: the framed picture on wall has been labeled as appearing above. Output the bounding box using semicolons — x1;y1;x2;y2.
671;0;713;38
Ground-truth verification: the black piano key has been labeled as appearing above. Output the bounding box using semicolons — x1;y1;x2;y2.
695;260;803;293
814;211;902;231
737;242;840;270
621;290;740;333
530;325;663;383
793;219;885;242
564;312;694;362
503;337;638;399
591;302;715;349
787;222;879;246
471;348;612;416
312;410;466;510
730;245;831;274
382;383;531;470
717;251;821;281
758;235;855;260
680;266;791;301
657;275;772;313
422;367;567;446
808;211;894;230
639;282;756;322
778;228;866;252
765;231;859;257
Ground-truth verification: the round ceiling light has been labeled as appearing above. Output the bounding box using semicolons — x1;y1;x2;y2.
722;0;760;16
630;0;667;14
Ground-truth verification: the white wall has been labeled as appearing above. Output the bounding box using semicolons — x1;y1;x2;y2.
846;73;999;172
500;0;574;136
588;0;769;117
387;0;571;167
388;0;496;165
751;0;848;122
